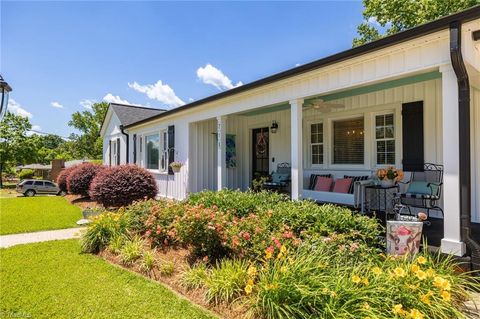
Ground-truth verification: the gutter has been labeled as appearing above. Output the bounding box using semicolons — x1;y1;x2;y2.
450;21;480;271
119;125;129;164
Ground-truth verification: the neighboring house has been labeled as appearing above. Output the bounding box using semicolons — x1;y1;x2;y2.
100;103;165;166
100;7;480;257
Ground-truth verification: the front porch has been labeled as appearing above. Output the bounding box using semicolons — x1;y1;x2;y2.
188;68;480;256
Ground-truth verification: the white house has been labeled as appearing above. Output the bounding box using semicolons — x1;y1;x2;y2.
101;7;480;260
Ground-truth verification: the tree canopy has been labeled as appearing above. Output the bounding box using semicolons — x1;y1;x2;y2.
353;0;479;47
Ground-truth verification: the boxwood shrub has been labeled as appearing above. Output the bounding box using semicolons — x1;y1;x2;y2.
67;163;104;196
89;165;157;208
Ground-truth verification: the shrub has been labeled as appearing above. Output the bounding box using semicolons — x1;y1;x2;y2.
18;169;34;180
143;201;184;247
56;165;78;193
187;189;287;217
89;165;157;207
204;259;249;304
173;205;232;260
158;260;175;276
119;237;144;265
81;212;129;253
67;163;104;196
139;249;157;274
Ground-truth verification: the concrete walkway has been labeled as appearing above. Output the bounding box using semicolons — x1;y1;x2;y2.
0;227;84;248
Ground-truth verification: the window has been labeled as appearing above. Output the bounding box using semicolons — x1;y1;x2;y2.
33;181;44;186
145;133;160;170
310;123;323;165
111;140;117;166
24;181;33;185
375;113;395;165
160;130;168;172
333;117;364;164
45;182;55;187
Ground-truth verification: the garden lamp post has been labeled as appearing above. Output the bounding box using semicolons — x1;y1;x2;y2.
0;75;12;121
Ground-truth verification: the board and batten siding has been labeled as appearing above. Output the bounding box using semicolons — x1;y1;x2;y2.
471;86;480;223
102;112;127;166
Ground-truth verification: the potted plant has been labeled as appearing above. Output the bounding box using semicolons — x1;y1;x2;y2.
376;166;404;187
169;161;183;173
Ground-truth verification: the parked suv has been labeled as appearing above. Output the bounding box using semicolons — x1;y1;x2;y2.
16;179;64;197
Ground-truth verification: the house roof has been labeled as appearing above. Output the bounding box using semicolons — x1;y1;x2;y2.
109;103;166;127
125;5;480;129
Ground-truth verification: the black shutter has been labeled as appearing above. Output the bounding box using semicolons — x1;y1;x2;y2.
133;134;137;164
402;101;424;171
168;125;175;175
109;140;112;167
116;138;121;165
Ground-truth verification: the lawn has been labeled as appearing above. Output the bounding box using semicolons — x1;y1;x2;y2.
0;196;83;235
0;240;216;319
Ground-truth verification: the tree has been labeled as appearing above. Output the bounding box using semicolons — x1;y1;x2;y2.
0;112;36;187
31;134;73;164
68;102;108;159
353;0;479;47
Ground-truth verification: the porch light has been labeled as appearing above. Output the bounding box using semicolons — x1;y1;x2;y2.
0;75;12;121
270;120;279;133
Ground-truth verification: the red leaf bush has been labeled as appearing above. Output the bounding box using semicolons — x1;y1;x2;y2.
56;165;78;193
89;165;158;207
67;163;105;196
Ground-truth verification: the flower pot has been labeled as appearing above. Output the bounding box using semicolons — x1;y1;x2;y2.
171;166;181;173
380;179;395;188
386;220;423;257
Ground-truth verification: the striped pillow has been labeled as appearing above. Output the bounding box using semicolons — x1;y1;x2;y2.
343;175;369;194
308;174;332;190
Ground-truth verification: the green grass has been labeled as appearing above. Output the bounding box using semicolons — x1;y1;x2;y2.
0;197;83;235
0;240;216;319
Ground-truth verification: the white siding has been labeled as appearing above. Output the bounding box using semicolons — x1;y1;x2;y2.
471;87;480;223
102;112;127;166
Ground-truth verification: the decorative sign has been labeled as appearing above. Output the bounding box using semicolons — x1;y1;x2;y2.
386;221;423;257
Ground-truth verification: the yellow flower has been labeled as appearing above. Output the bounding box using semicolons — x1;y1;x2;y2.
392;304;404;315
322;287;329;294
280;245;287;254
433;277;451;291
244;284;253;294
409;309;424;319
416;256;427;265
362;302;370;310
362;277;369;286
265;250;273;260
420;291;433;305
441;290;451;302
277;252;284;259
393;267;406;277
247;265;257;277
352;275;361;284
330;291;337;298
372;267;382;275
415;270;427;280
426;268;435;278
411;264;420;273
280;266;287;273
247;279;254;286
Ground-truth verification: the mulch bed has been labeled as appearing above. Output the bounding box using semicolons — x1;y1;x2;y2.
98;247;248;319
65;195;104;210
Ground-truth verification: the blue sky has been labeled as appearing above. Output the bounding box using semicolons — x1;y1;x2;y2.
2;1;365;137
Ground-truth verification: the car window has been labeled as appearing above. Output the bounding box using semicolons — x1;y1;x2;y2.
23;181;33;185
45;182;55;187
33;181;44;186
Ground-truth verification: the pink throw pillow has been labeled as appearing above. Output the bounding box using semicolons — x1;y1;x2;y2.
332;178;353;193
314;177;333;192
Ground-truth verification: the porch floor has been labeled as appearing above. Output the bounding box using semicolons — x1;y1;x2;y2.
366;213;480;248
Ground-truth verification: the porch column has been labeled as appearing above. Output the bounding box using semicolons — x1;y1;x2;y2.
217;115;227;191
290;98;304;200
440;65;466;256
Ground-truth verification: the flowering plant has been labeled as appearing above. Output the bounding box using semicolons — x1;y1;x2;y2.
377;166;404;181
169;161;184;169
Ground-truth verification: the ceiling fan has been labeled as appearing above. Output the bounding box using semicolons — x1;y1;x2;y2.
305;98;344;113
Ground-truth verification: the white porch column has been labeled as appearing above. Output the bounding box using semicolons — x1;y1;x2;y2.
290;98;304;200
440;65;466;256
217;116;227;191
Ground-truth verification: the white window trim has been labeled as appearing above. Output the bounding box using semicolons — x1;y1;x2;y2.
110;138;118;167
144;131;161;173
370;106;402;169
160;129;169;173
306;120;325;168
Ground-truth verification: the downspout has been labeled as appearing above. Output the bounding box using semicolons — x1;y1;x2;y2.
450;21;480;271
120;125;129;164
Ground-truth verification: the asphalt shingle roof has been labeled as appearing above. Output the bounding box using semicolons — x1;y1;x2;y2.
110;103;165;127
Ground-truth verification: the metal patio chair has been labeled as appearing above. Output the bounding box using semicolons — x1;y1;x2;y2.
263;162;291;193
394;163;444;218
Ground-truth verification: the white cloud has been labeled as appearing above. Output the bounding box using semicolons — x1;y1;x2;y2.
32;125;41;131
51;101;64;109
196;64;242;91
80;99;95;110
128;80;185;108
367;16;380;26
102;93;132;105
7;99;32;118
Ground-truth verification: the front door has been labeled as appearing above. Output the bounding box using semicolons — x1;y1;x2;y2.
252;127;269;178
